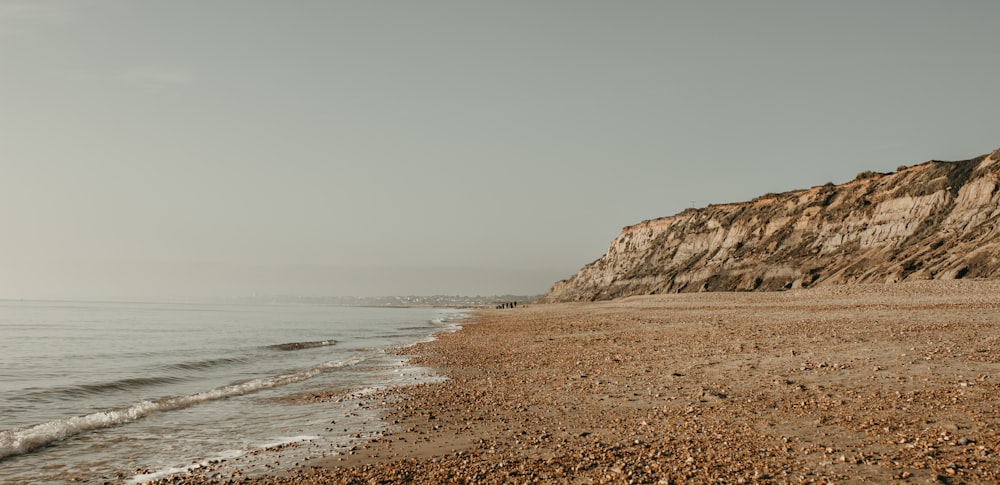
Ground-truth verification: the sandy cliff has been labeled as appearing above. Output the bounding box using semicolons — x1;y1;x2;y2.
544;147;1000;302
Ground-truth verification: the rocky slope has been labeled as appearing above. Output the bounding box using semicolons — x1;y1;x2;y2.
544;147;1000;302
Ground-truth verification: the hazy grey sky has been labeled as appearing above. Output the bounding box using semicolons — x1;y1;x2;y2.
2;1;998;299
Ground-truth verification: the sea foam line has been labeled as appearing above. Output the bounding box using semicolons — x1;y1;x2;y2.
0;356;366;461
127;449;246;485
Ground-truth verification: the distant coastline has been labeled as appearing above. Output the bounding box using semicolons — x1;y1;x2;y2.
222;294;541;309
0;294;541;309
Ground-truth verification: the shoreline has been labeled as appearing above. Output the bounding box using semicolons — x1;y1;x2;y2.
155;280;1000;483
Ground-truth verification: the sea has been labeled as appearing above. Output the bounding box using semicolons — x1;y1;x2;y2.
0;299;466;484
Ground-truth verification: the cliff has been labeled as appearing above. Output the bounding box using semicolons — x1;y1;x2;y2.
543;147;1000;302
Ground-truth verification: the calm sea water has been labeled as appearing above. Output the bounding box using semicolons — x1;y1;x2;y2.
0;299;465;484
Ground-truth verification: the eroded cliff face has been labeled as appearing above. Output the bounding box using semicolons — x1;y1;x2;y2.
544;148;1000;302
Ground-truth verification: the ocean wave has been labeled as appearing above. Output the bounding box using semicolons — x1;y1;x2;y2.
430;312;468;326
15;359;252;403
128;449;246;485
13;375;189;402
268;340;337;351
166;356;248;371
431;313;467;332
0;356;366;462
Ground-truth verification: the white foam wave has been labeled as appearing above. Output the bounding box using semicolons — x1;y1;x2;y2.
128;436;318;484
430;313;467;334
128;449;245;484
0;356;366;461
430;312;468;326
257;435;319;449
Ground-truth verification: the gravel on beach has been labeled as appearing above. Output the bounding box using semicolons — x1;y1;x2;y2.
151;281;1000;484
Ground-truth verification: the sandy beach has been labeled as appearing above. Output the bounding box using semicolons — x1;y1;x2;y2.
154;280;1000;484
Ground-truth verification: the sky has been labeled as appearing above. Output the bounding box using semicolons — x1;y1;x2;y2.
1;1;998;300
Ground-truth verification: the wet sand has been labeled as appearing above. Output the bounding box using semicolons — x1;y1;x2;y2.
155;281;1000;483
